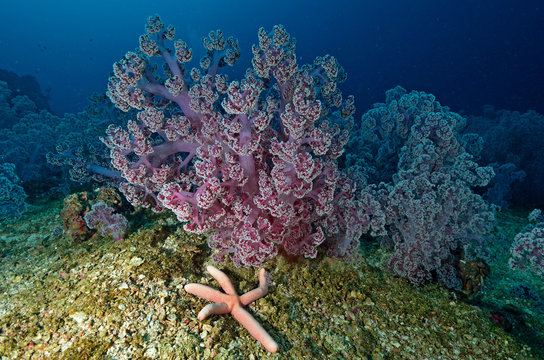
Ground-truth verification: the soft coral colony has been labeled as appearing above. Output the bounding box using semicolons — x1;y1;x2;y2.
102;14;385;268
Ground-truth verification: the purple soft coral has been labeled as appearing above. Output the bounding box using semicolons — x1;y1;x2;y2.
84;202;128;242
509;209;544;275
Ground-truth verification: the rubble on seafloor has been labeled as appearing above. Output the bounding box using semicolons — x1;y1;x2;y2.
0;198;541;359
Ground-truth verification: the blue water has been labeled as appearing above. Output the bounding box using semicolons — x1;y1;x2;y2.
0;0;542;116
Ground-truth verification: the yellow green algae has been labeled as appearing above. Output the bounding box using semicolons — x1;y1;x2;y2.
0;199;540;359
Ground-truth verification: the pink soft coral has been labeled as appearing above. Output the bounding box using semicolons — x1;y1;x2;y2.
102;15;380;266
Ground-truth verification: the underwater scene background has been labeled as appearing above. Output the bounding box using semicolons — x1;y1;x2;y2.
0;0;543;359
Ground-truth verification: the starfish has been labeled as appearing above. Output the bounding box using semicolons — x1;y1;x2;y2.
184;265;279;353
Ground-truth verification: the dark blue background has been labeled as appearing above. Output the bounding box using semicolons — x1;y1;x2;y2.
1;0;542;116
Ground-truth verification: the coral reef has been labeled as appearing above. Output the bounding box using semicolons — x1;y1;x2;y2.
0;69;51;113
509;209;544;274
0;80;127;201
1;12;543;360
0;162;28;221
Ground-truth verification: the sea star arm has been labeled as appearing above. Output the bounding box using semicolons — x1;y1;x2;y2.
231;305;279;353
197;302;230;320
184;283;230;303
206;265;237;295
240;268;269;305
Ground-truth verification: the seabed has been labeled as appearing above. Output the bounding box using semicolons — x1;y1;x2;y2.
0;197;541;359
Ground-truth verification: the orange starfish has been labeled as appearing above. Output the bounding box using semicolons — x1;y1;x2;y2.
184;265;279;353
